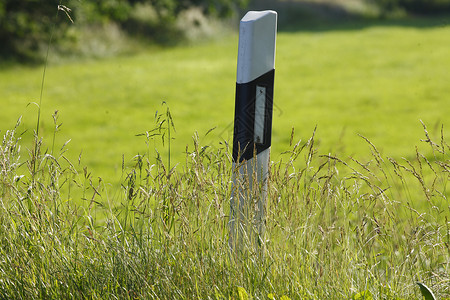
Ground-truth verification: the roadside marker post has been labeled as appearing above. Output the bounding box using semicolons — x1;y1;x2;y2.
229;10;277;254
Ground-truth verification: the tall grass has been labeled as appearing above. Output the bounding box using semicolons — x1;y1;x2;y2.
0;112;448;299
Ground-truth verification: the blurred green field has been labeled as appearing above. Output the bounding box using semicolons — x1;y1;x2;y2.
1;16;449;183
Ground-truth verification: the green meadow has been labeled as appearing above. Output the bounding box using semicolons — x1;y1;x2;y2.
0;15;449;299
1;17;449;180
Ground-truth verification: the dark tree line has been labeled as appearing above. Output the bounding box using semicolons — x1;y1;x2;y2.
372;0;450;13
2;0;450;61
0;0;248;60
0;0;64;59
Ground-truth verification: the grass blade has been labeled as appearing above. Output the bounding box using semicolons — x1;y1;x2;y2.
416;282;437;300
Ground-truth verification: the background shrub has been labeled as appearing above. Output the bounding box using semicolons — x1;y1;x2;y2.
0;0;248;61
372;0;450;14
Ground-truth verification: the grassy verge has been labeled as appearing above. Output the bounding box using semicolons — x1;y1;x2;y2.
1;10;449;299
0;114;448;298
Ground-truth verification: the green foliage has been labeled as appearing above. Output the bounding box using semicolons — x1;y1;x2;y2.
0;0;248;60
352;291;374;300
1;15;450;299
1;19;449;179
268;294;292;300
417;282;437;300
0;0;69;60
237;286;249;300
372;0;450;14
0;111;448;298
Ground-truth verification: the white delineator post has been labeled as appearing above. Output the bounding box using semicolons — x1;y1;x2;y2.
229;10;277;252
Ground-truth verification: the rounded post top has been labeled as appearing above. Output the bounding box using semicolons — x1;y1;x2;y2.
241;10;277;23
236;10;277;83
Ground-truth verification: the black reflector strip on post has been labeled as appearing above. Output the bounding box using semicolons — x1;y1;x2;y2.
232;69;275;162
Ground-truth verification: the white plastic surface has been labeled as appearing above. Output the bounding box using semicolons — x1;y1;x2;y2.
236;10;277;84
